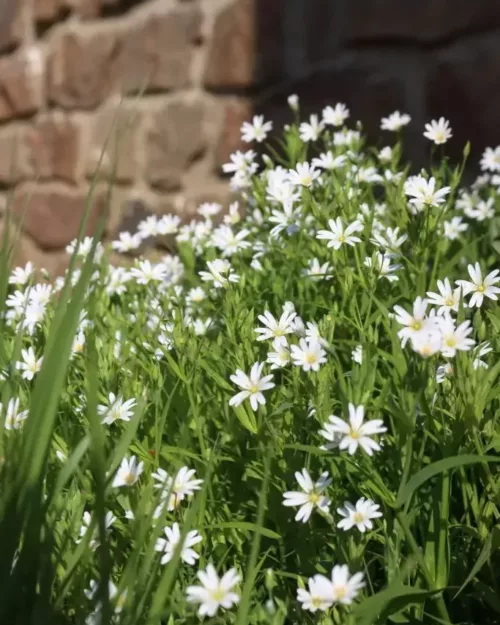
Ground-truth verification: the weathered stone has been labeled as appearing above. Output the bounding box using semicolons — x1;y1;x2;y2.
146;98;206;191
204;0;285;89
0;0;21;52
427;32;500;162
119;6;202;93
24;113;84;183
48;27;122;109
0;49;45;122
215;99;253;171
13;184;107;250
86;102;143;183
343;0;500;44
0;126;26;184
0;221;69;276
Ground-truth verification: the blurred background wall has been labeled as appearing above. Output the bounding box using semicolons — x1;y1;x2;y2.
1;0;500;271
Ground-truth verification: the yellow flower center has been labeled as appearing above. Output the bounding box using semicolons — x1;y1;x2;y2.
305;353;318;364
309;491;321;504
311;596;323;608
249;384;260;394
335;585;347;600
477;284;485;293
411;321;422;331
123;472;136;485
274;329;284;336
445;337;457;348
212;587;226;602
353;511;364;524
348;428;360;440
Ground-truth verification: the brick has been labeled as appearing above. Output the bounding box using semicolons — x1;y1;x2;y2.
146;97;207;191
0;0;21;52
215;99;253;170
48;27;122;109
13;184;108;250
24;113;84;184
0;49;45;122
204;0;285;89
119;6;202;93
427;32;500;162
343;0;500;44
86;102;143;183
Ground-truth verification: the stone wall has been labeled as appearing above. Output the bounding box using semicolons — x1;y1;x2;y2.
0;0;251;272
2;0;500;271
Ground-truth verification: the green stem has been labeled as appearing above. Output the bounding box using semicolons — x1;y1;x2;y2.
396;511;452;624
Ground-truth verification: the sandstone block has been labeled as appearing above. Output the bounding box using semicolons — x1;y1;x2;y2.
48;27;121;109
120;6;202;93
146;98;206;191
215;99;253;171
13;184;108;250
0;49;45;122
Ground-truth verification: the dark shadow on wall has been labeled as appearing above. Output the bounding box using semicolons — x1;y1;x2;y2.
253;0;500;170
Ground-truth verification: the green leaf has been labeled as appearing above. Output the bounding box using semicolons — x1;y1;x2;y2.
396;455;500;508
206;521;280;540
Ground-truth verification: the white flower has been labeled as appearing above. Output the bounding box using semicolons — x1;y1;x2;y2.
378;146;393;163
364;252;399;281
423;117;452;144
473;341;492;370
333;129;360;146
111;231;142;253
223;201;241;225
322;103;350;127
211;225;251;256
186;564;240;617
2;398;28;430
312;565;365;605
268;203;302;238
282;469;331;522
71;330;86;355
297;577;333;613
299;114;324;142
9;262;34;285
404;175;451;210
319;403;386;456
456;262;500;308
393;297;436;347
371;227;407;252
187;287;206;304
222;150;257;175
312;151;346;171
436;361;454;383
426;278;462;315
229;362;275;412
266;338;291;369
78;511;116;550
288;162;320;188
137;215;161;239
352;345;363;364
112;456;144;487
255;310;296;346
473;198;495;222
288;94;299;110
152;466;203;511
381;111;411;131
444;216;468;240
199;259;240;288
98;392;137;425
192;317;213;336
158;214;181;234
129;260;167;285
198;202;222;219
337;497;382;533
290;338;327;372
438;317;475;358
241;115;272;143
16;347;43;380
316;217;363;250
302;258;332;281
480;146;500;172
155;522;202;565
410;329;442;358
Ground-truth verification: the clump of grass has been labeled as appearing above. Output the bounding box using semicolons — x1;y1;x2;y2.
1;101;500;625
